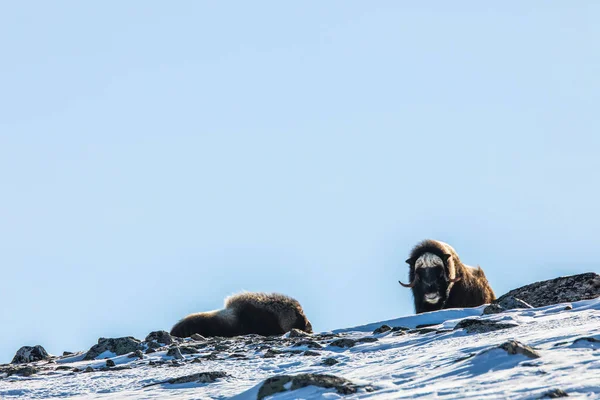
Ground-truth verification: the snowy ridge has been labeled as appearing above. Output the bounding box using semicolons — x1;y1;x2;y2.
2;299;600;399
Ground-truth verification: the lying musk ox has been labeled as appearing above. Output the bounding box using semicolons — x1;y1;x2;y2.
170;292;313;338
399;240;495;313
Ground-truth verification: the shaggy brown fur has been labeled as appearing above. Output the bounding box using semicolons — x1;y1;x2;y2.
170;292;313;338
401;239;496;313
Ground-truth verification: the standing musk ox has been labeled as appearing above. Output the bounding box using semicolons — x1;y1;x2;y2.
399;240;496;313
170;292;313;338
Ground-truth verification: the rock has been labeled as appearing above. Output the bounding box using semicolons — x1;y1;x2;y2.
322;357;340;366
145;331;173;346
145;348;156;354
190;333;206;341
144;371;228;387
1;365;39;377
84;366;94;373
564;304;573;311
166;347;184;360
540;388;569;398
488;273;600;312
454;319;518;334
128;350;144;359
257;373;372;400
329;338;356;348
497;340;540;359
62;351;74;356
84;337;142;361
263;349;282;358
483;296;534;315
303;350;320;356
289;329;311;338
291;340;323;349
11;345;50;364
373;325;392;334
357;337;379;343
106;359;115;367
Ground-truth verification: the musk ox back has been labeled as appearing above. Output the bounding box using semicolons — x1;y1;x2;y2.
399;240;495;313
170;292;313;338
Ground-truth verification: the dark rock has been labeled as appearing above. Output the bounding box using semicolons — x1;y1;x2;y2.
373;325;392;334
166;347;184;360
454;319;518;334
145;331;173;346
391;326;410;332
263;349;283;358
146;341;162;350
62;351;74;356
106;359;115;367
497;340;540;359
322;357;340;366
483;296;534;315
144;371;228;387
145;348;156;354
329;339;356;348
303;350;320;356
564;304;573;311
2;365;39;377
178;346;200;355
540;388;569;398
214;344;230;352
357;337;379;343
257;373;372;400
11;345;50;364
190;333;206;341
191;357;202;364
487;273;600;312
291;340;323;349
84;337;142;360
55;365;75;371
128;350;144;359
84;366;94;373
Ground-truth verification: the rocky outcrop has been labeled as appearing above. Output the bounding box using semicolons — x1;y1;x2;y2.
144;371;228;387
83;337;143;360
257;373;374;399
496;340;540;359
484;273;600;314
454;319;518;334
11;345;50;364
145;331;173;346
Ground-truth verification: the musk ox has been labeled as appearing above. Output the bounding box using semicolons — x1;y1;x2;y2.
399;239;496;313
170;292;313;338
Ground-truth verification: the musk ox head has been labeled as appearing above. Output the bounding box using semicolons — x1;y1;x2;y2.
399;252;461;309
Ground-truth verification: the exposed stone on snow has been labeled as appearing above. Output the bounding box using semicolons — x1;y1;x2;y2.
496;340;540;359
0;365;39;377
486;273;600;313
144;331;173;346
329;338;356;348
539;388;569;398
322;357;340;366
373;324;392;334
11;345;50;364
144;371;228;387
166;347;184;360
483;296;534;314
454;319;519;333
105;359;115;367
84;337;142;360
257;373;373;400
190;333;206;341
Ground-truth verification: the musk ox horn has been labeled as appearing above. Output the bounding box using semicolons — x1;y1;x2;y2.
399;279;418;288
448;276;462;283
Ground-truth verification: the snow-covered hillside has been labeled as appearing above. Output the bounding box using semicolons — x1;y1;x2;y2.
1;297;599;399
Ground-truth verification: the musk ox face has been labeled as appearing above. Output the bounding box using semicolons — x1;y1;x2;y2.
400;252;459;310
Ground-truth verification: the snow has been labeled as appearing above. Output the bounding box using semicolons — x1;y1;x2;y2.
2;298;600;399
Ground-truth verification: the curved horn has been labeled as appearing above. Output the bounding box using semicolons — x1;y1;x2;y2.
448;276;462;283
399;278;417;288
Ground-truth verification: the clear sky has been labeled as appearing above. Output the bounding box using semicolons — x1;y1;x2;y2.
1;2;598;363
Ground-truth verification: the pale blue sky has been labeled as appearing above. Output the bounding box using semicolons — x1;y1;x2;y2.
1;2;598;363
